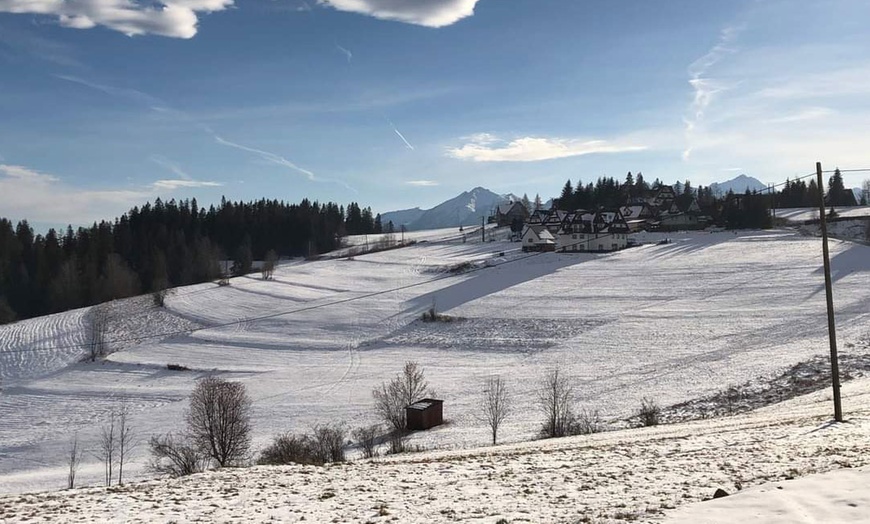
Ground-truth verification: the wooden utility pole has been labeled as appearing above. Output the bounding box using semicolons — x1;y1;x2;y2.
816;161;843;422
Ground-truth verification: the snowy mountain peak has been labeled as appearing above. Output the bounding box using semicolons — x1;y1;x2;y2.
709;174;768;196
381;187;513;231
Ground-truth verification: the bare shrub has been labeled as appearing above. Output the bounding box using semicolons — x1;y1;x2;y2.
537;369;576;439
261;249;278;280
66;434;84;489
309;424;346;464
86;303;111;362
575;408;602;435
420;307;456;323
148;433;209;477
257;425;347;466
372;361;430;432
258;434;317;465
637;397;661;427
479;376;511;445
387;430;409;455
352;425;381;459
187;377;252;467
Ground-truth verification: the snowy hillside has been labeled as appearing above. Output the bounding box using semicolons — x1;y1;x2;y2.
1;229;870;497
381;187;519;231
776;206;870;223
709;174;767;196
3;374;870;522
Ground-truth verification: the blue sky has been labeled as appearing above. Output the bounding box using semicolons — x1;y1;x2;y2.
1;0;870;229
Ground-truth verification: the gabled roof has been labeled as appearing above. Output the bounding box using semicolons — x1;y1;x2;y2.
621;203;653;219
497;201;527;215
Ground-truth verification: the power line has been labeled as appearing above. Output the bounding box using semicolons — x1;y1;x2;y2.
822;168;870;174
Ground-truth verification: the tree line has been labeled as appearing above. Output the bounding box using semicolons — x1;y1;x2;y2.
551;169;864;230
0;197;383;324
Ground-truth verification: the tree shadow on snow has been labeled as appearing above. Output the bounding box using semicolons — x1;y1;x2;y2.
404;253;590;315
814;242;870;284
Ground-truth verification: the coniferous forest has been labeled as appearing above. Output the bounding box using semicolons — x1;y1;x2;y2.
0;197;383;324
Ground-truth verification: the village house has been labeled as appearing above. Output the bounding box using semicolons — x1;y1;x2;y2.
621;185;710;231
524;208;630;253
521;224;556;252
494;201;530;227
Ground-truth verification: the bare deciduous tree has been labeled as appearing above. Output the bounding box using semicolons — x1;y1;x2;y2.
98;254;140;302
372;361;430;432
479;376;511;445
95;410;117;486
537;369;576;439
148;433;209;477
116;403;137;485
186;377;252;467
261;249;278;280
66;433;84;489
86;304;111;362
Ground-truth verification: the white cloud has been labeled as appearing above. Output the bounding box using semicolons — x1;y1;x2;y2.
447;134;647;163
683;25;743;161
0;163;223;225
316;0;480;27
152;179;223;190
335;43;353;63
390;122;414;151
762;107;835;124
405;180;438;187
212;134;358;192
213;135;317;180
0;0;234;38
0;164;147;224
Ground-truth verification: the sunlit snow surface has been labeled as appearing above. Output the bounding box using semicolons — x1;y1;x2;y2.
1;229;869;495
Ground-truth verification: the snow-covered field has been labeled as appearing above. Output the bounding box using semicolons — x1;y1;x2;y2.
776;205;870;223
3;374;870;523
1;228;870;499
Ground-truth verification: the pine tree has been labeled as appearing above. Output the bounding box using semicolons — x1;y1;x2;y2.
521;193;531;213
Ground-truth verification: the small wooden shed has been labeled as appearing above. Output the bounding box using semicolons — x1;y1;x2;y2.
406;398;444;430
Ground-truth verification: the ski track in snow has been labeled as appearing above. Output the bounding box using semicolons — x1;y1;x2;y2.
1;229;870;498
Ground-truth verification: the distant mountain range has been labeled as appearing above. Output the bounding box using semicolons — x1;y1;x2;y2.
381;177;866;233
708;174;768;196
381;187;519;231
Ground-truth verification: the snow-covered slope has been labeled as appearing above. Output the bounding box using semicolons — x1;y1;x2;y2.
3;372;870;523
709;174;768;196
1;229;870;496
776;206;870;223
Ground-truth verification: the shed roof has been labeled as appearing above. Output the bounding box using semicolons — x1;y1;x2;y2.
407;398;443;411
